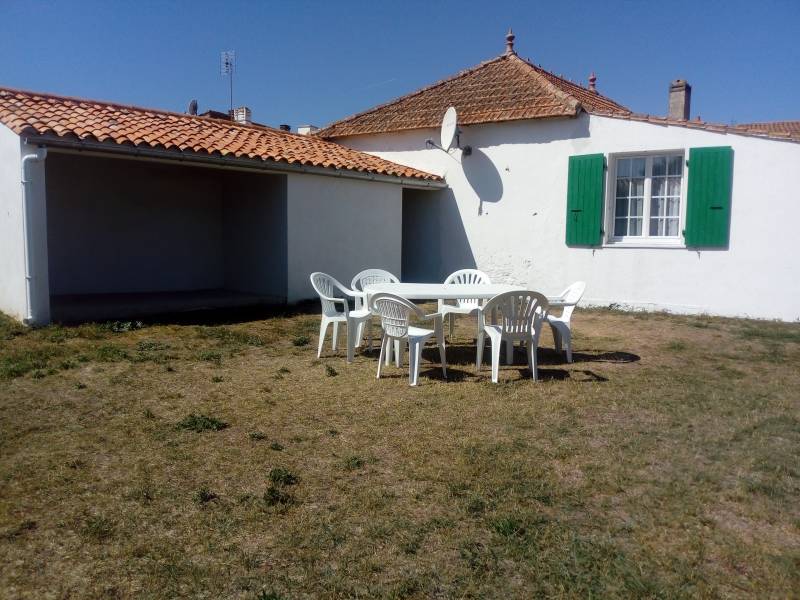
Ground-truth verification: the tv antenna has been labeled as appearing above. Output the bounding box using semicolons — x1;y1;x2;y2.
221;50;235;112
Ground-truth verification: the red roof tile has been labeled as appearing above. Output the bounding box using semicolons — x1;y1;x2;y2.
316;53;631;138
734;120;800;137
0;87;441;181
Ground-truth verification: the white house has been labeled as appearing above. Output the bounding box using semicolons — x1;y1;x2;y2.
317;32;800;321
0;88;443;324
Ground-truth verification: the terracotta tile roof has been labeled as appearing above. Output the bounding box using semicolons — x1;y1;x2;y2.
592;111;800;144
733;120;800;138
316;53;631;138
0;86;441;181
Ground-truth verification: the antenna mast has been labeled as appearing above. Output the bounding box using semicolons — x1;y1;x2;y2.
221;50;235;112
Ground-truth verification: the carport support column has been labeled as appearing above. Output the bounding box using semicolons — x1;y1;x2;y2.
20;143;50;325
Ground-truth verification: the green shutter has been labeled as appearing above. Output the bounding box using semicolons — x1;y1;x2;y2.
684;146;733;248
566;153;605;246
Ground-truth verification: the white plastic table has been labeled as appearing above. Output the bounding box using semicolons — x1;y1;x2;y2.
362;283;566;308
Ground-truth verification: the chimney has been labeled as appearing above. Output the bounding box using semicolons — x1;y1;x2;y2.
279;124;291;132
668;80;691;120
230;106;252;125
297;125;319;135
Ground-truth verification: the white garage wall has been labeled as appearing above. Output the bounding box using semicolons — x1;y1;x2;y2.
286;173;402;302
336;115;800;321
0;126;25;320
46;154;226;295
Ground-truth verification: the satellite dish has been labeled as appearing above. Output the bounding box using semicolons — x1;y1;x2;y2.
440;106;458;150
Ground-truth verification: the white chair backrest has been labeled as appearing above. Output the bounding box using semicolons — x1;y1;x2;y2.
369;293;423;339
483;291;549;336
559;281;586;322
351;268;399;292
310;272;347;316
443;269;492;308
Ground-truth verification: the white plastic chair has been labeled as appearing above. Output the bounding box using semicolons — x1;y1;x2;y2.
370;292;447;386
351;269;400;350
309;272;372;363
547;281;586;363
476;290;549;383
438;269;492;338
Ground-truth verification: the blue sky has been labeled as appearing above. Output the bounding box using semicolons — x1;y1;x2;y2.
1;0;798;129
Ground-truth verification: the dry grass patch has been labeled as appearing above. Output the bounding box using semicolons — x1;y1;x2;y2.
0;306;798;598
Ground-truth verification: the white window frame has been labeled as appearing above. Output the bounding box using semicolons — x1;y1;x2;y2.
604;150;688;248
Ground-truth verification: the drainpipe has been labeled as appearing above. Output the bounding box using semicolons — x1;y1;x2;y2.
20;147;47;325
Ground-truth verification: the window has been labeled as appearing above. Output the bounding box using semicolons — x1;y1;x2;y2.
611;153;684;242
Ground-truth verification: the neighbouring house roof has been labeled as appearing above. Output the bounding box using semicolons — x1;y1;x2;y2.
592;112;800;144
733;120;800;138
0;86;442;182
316;51;631;139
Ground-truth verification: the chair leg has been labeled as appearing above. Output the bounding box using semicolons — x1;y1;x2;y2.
317;318;329;358
551;324;562;352
377;334;387;379
526;339;537;380
563;328;573;363
331;322;339;351
448;313;455;338
409;339;422;386
436;329;448;379
346;318;356;363
490;338;501;383
385;336;393;366
366;317;373;352
394;340;403;368
476;329;485;371
505;340;514;365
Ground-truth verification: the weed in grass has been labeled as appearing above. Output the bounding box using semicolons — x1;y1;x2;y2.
193;487;218;504
466;495;487;516
256;590;285;600
165;365;176;372
196;326;265;347
0;347;63;380
460;541;498;574
666;340;689;352
95;344;129;362
105;320;143;333
249;431;267;441
2;519;37;540
278;367;291;374
81;515;114;542
268;467;298;486
59;359;77;370
126;485;154;504
343;456;365;471
137;340;169;352
263;486;294;506
176;414;228;432
269;442;284;451
325;364;338;377
491;515;526;537
328;429;339;436
75;382;87;390
199;350;222;365
143;409;156;419
292;335;310;347
31;370;46;379
211;375;224;383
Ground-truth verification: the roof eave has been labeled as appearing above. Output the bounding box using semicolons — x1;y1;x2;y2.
23;134;447;189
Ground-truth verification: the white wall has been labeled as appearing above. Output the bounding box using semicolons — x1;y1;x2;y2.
0;126;26;320
338;115;800;321
286;173;402;302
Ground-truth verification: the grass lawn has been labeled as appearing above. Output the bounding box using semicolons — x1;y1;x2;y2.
0;305;798;599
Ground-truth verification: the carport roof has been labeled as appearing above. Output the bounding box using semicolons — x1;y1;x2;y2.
0;86;442;182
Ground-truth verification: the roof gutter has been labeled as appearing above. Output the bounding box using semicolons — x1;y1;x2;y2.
22;135;448;190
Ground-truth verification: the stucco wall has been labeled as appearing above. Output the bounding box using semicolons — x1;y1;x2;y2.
337;116;800;321
0;126;25;320
285;173;402;302
222;172;287;300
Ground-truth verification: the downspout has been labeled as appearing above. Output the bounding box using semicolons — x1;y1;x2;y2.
20;147;47;325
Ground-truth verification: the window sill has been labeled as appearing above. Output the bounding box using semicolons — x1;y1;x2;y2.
603;240;686;249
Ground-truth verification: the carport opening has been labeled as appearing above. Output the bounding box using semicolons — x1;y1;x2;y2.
45;153;287;322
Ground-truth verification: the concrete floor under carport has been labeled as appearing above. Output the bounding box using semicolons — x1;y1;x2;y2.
45;152;288;322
